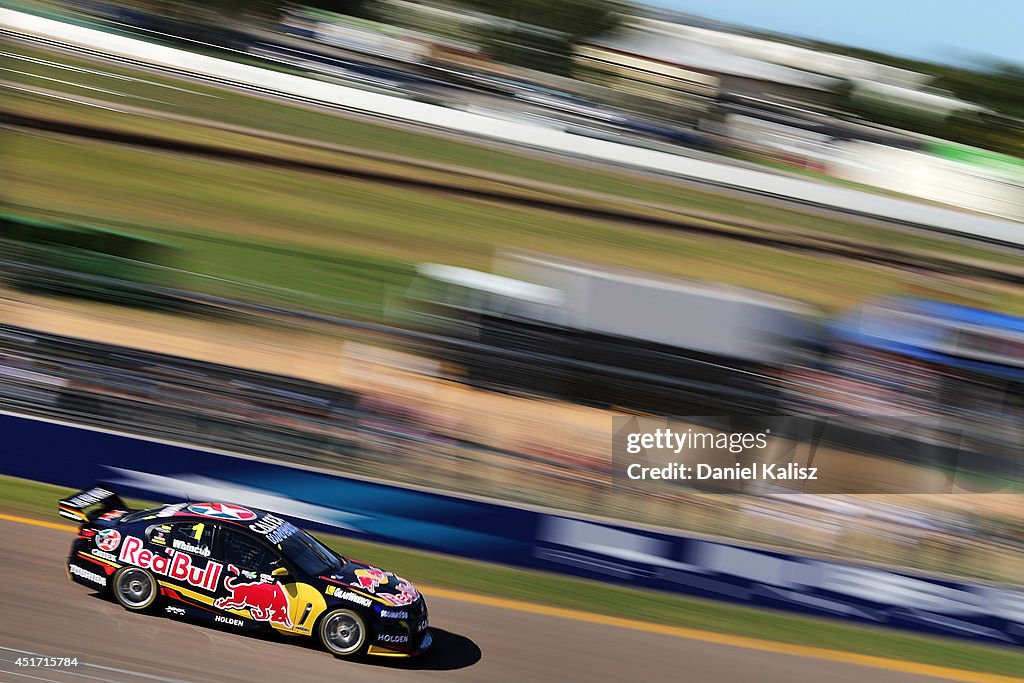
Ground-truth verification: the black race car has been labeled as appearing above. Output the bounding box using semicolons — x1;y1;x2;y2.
60;486;431;658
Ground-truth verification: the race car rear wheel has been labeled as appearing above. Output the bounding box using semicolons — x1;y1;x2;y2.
318;609;368;657
112;567;158;612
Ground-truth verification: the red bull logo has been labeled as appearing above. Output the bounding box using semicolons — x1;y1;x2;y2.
352;567;388;592
214;567;292;628
378;578;419;607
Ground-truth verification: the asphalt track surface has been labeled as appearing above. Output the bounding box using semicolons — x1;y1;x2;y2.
0;519;966;683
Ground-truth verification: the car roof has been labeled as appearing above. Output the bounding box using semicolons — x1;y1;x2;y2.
129;501;277;526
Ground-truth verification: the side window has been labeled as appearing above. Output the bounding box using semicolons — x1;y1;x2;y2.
169;522;214;557
148;523;172;546
221;528;278;574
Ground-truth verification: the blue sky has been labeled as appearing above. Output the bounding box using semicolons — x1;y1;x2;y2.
645;0;1024;67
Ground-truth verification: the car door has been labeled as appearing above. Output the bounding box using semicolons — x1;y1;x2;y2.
213;525;296;630
148;521;218;599
215;524;328;635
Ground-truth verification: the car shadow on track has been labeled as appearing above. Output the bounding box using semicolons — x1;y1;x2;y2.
364;629;481;671
89;593;480;670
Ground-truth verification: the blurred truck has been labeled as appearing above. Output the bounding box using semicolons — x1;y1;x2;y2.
404;252;820;414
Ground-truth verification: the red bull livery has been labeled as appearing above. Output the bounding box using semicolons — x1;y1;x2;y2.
216;568;294;627
60;485;431;658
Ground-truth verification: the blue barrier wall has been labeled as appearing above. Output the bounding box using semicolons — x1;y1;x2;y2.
3;412;1022;647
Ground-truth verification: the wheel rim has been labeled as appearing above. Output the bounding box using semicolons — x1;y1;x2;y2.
323;612;363;655
117;568;154;608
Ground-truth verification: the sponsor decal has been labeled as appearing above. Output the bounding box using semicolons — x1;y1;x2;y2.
186;503;256;521
118;536;223;592
214;614;245;627
378;578;419;607
416;618;429;632
214;567;292;628
165;605;186;616
249;514;298;543
95;529;122;552
380;610;408;619
150;524;170;545
377;634;409;644
352;567;388;592
333;590;372;607
90;549;118;562
65;487;115;508
69;564;107;587
172;539;211;557
98;509;127;522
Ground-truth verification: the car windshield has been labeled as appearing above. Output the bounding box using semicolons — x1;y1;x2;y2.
278;529;344;576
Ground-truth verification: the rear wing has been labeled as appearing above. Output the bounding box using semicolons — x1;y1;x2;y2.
58;485;129;524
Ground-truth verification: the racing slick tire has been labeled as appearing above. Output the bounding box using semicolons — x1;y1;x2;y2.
111;566;159;612
318;608;369;657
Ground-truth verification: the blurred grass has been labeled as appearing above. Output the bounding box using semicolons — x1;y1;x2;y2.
6;131;924;313
6;43;1024;267
3;474;1023;676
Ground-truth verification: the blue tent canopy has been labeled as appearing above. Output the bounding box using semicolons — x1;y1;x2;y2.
832;297;1024;382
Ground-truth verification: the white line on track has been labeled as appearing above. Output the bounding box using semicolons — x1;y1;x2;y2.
0;667;75;683
0;648;196;683
0;667;111;683
1;656;139;683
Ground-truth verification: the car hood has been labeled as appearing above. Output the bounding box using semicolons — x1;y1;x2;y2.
322;556;422;607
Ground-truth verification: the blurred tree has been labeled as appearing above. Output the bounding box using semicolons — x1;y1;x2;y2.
301;0;380;19
816;42;1024;158
452;0;628;74
455;0;625;42
145;0;378;26
145;0;270;22
833;62;1024;158
935;62;1024;118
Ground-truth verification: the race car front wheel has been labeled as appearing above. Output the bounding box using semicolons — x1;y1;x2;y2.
112;567;158;612
318;609;367;657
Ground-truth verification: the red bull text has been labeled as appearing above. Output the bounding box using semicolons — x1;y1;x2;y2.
118;536;222;591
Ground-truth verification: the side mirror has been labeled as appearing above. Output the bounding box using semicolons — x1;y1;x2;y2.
271;566;289;578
